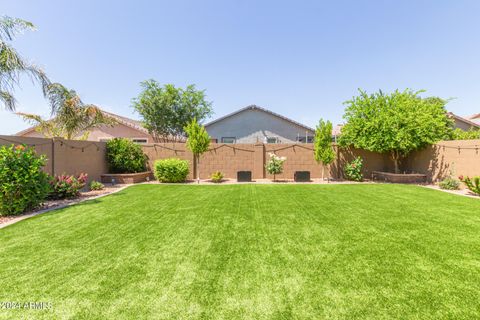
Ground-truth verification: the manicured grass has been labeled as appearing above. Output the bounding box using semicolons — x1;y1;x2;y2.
1;184;480;319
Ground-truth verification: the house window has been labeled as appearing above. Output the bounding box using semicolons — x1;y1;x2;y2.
266;137;278;144
131;138;148;144
296;136;314;143
221;137;236;144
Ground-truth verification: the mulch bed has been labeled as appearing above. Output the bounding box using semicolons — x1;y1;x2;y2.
0;184;126;226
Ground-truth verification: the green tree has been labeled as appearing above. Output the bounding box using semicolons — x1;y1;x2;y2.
184;118;211;183
450;128;480;140
17;83;115;140
0;16;50;111
339;89;453;173
314;119;336;181
132;80;213;142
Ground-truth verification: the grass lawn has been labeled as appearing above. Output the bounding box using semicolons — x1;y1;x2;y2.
1;184;480;319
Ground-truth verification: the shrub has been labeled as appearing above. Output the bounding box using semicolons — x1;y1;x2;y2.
154;158;189;183
459;176;480;196
344;157;363;181
0;145;51;216
106;138;147;173
265;153;286;180
438;176;460;190
49;173;88;199
90;180;105;191
211;171;224;183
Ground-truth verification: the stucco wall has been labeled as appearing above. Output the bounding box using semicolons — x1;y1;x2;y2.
205;109;314;143
453;118;477;131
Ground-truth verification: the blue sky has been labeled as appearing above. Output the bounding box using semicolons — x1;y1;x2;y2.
2;0;480;134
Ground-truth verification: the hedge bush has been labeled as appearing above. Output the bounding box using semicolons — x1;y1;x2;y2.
106;138;147;173
0;145;51;215
154;158;189;183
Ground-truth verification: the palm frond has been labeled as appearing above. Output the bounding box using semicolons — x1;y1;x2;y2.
0;90;15;111
0;16;35;42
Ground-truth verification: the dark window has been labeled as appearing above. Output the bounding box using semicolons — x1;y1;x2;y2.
221;137;236;144
296;136;314;143
132;138;148;144
266;137;278;144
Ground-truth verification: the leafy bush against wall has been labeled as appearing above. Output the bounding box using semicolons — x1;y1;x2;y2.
49;173;88;199
106;138;147;173
90;180;105;191
439;176;460;190
154;158;189;183
344;157;363;182
210;171;224;183
0;145;51;215
459;176;480;196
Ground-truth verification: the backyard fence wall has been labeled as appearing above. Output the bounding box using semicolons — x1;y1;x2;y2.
0;135;107;183
406;139;480;182
141;143;389;180
1;135;478;182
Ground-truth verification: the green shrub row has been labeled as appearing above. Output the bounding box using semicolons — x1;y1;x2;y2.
154;158;189;183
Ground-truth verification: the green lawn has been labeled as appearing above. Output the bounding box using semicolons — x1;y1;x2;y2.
1;184;480;319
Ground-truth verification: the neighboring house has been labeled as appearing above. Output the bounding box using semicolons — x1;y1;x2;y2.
16;110;154;143
468;113;480;125
205;105;315;143
448;112;480;131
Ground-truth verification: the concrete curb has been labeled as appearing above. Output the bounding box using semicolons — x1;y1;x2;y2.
421;185;480;199
0;185;131;230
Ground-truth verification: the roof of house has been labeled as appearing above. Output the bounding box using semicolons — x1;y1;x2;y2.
16;109;149;136
100;110;149;134
448;112;480;128
204;105;315;132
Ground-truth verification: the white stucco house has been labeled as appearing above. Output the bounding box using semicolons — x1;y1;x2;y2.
205;105;315;144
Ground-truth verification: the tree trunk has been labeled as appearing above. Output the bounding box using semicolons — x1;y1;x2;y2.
196;155;200;184
322;166;324;181
391;151;400;174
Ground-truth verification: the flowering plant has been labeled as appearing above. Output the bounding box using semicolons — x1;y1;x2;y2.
344;157;363;181
265;153;286;180
49;173;88;199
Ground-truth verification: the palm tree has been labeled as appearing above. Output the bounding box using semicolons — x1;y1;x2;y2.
0;16;50;111
18;83;116;140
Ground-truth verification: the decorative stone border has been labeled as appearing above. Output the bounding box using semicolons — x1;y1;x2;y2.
0;185;130;229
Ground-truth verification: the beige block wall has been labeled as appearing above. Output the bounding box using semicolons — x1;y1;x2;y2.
407;139;480;181
0;135;107;183
2;134;479;183
142;143;388;180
